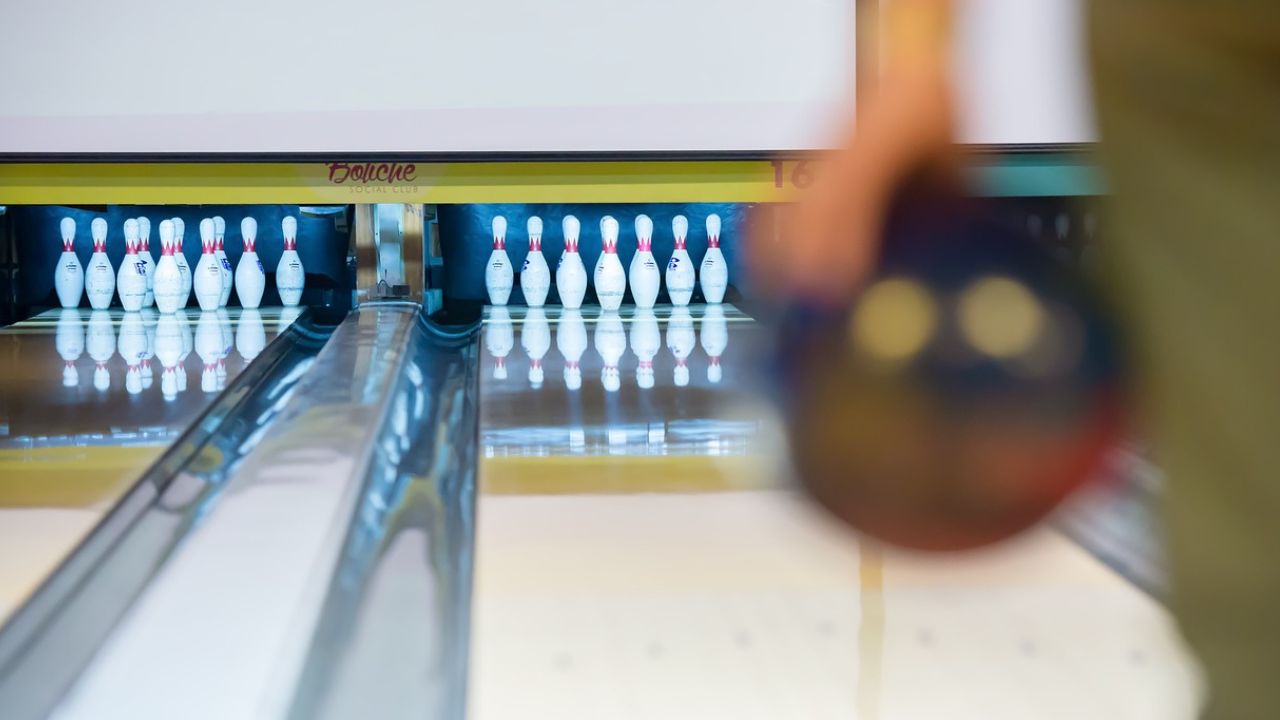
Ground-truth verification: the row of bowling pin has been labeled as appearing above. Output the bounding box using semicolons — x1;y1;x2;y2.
485;306;729;391
54;216;306;312
486;214;728;310
54;307;301;397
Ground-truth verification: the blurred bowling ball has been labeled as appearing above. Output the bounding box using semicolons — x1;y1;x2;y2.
776;179;1126;551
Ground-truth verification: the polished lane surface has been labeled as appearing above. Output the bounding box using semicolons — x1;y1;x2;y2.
471;305;1202;720
0;306;299;624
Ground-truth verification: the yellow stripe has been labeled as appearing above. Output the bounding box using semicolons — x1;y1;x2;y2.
0;161;799;205
481;455;772;495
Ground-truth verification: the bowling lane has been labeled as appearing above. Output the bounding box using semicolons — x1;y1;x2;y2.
471;305;1202;720
0;306;299;624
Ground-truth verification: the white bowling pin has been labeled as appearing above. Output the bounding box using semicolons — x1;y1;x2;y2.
172;217;192;307
556;308;587;391
667;306;696;387
236;308;266;362
193;218;224;311
276;215;305;307
235;217;265;308
629;214;661;309
700;304;729;384
521;307;551;388
85;218;115;310
556;215;588;309
55;307;84;388
520;216;550;307
118;311;148;395
195;310;224;393
699;214;727;304
213;216;233;307
117;219;148;312
594;216;626;311
154;313;183;402
666;215;696;307
86;309;115;391
630;308;661;390
594;310;627;393
485;306;514;379
137;216;156;308
153;220;185;314
54;217;84;308
485;216;513;306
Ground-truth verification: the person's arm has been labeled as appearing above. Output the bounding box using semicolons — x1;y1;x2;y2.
761;0;957;301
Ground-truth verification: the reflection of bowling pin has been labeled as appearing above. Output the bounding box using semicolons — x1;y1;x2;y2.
85;218;115;310
55;308;84;388
172;217;192;307
54;217;84;308
667;306;696;387
154;313;183;402
118;311;148;395
629;214;660;309
521;307;551;388
485;216;513;306
594;216;626;311
195;311;224;393
630;308;661;390
556;215;587;309
276;215;305;307
117;219;148;312
557;309;587;391
700;304;728;383
194;218;224;311
153;220;185;314
86;309;116;391
176;309;193;392
213;216;234;307
521;216;550;307
277;305;303;332
236;308;266;362
235;217;265;309
216;308;233;389
485;306;514;379
594;311;626;393
137;216;156;308
700;214;727;304
141;308;157;389
666;215;695;306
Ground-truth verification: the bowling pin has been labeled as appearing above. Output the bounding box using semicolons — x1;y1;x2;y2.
276;215;305;307
666;215;695;307
667;306;696;387
235;217;265;309
521;216;550;307
172;217;192;307
236;308;266;362
117;219;148;312
485;306;514;379
557;308;587;391
137;216;156;308
55;308;84;388
594;310;627;393
154;313;183;402
86;309;115;391
629;214;660;309
85;218;116;310
213;216;234;307
594;216;626;311
153;220;185;314
193;219;224;311
700;304;728;384
195;311;224;393
521;307;551;388
54;217;83;308
699;214;727;304
630;308;661;390
118;311;147;395
485;216;513;306
556;215;588;309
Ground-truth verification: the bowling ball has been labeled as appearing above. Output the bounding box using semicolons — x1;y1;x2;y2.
775;180;1126;551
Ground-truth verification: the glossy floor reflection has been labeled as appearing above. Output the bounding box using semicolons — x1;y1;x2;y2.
472;305;1202;720
0;306;299;623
